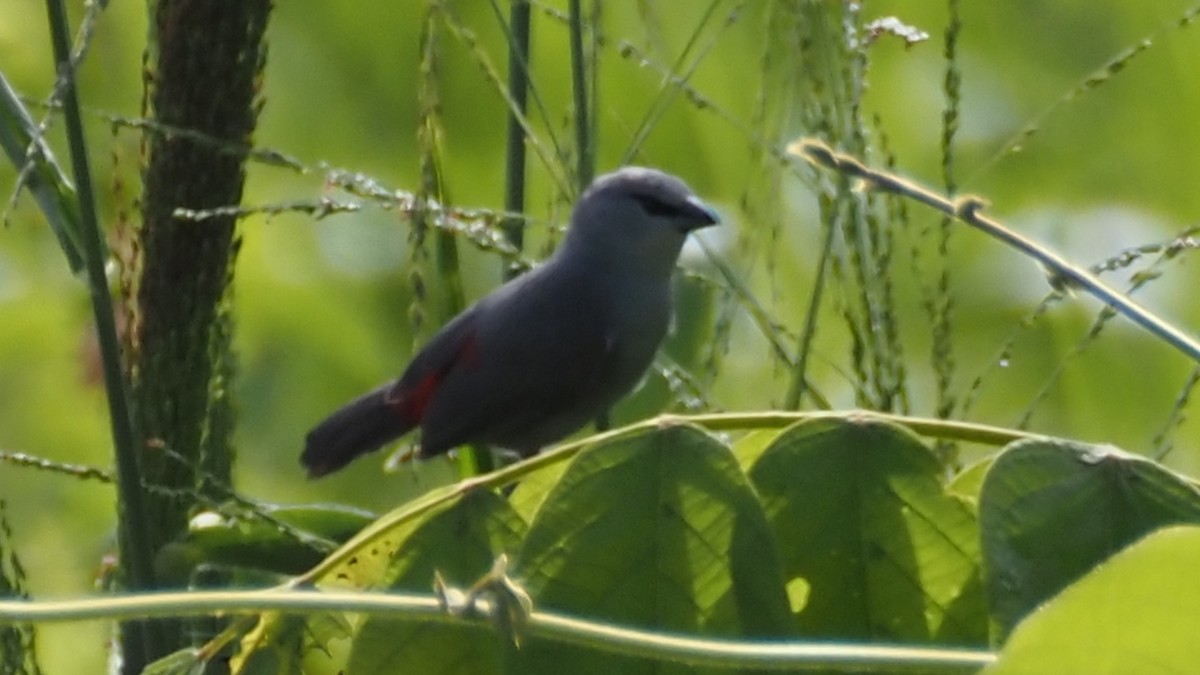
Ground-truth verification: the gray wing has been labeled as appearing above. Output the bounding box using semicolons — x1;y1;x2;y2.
416;263;624;457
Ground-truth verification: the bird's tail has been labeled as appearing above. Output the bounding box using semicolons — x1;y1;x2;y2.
302;384;414;478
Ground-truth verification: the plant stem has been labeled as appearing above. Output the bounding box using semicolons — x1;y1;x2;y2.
502;0;531;271
784;193;837;410
43;0;162;667
795;140;1200;365
568;0;593;186
0;590;996;673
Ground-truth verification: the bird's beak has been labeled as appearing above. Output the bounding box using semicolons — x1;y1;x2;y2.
681;195;721;232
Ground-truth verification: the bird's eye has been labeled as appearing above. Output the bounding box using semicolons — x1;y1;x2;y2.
632;194;679;217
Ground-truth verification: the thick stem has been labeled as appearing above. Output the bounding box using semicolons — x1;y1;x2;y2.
43;0;164;667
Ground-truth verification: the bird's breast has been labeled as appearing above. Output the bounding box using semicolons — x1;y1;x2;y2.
597;279;672;380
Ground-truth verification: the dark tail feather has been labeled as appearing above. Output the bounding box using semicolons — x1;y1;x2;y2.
302;384;414;478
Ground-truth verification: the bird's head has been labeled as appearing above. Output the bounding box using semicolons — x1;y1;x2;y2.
562;167;720;278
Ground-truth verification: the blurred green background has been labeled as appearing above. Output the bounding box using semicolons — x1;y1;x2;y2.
3;1;1200;671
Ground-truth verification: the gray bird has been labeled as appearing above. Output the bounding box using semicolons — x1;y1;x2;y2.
302;167;720;478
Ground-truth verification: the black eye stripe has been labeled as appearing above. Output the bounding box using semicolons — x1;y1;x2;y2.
632;194;679;217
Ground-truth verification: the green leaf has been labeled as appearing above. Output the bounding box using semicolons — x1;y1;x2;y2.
141;648;206;675
315;482;464;590
232;613;307;675
987;525;1200;673
347;489;527;675
515;423;792;674
748;417;985;645
979;439;1200;641
508;460;569;524
730;427;784;470
0;70;84;272
948;456;994;507
161;503;375;583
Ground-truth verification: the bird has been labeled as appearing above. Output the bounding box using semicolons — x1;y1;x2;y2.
301;167;720;478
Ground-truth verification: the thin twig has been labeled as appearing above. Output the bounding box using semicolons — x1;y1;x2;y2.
793;139;1200;365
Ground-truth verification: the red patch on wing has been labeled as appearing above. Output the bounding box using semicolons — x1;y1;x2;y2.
388;369;441;422
386;334;482;425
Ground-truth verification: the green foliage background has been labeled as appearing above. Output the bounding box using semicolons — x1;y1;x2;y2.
2;0;1200;671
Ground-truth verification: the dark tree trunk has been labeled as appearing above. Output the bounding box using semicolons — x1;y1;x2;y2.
126;1;272;669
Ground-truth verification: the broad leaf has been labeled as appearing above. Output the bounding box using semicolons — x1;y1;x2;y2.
979;438;1200;641
316;482;464;591
514;423;792;674
948;457;994;508
987;525;1200;673
508;460;569;524
347;489;526;675
749;417;984;644
730;427;785;470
